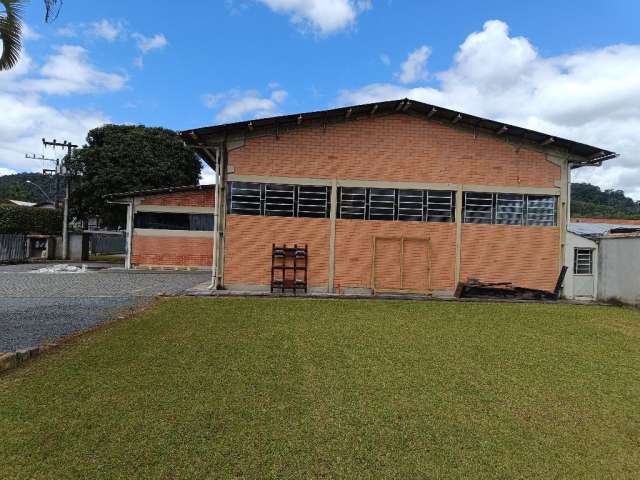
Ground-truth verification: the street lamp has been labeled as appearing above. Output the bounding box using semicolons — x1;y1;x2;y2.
25;180;54;204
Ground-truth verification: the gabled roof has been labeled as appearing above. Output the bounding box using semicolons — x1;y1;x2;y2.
104;184;214;201
180;98;617;169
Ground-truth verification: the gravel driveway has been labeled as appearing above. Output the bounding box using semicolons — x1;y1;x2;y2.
0;265;209;351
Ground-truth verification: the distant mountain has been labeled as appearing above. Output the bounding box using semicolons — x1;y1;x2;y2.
0;173;60;203
1;172;638;220
571;183;640;219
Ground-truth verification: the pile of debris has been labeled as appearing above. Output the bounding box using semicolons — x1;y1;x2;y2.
34;264;88;274
455;267;567;301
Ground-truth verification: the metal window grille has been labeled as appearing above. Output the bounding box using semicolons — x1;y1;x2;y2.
264;184;295;217
463;192;493;224
339;187;366;219
368;188;396;220
574;248;593;274
495;193;524;225
426;190;455;222
397;189;424;221
526;195;556;226
229;182;262;215
134;212;214;231
297;185;329;218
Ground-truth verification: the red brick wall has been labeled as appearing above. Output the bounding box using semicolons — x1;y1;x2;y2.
132;235;213;267
132;188;215;267
335;220;456;291
460;224;560;291
140;189;214;207
224;215;330;287
229;114;559;188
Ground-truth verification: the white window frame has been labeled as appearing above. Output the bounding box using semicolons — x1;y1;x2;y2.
574;248;594;275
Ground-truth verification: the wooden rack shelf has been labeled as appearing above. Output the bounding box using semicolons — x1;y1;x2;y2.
271;243;308;294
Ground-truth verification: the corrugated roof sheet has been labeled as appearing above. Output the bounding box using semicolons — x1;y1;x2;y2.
104;184;214;200
568;223;640;237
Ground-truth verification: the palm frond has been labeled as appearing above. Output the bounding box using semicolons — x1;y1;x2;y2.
0;0;24;71
44;0;62;23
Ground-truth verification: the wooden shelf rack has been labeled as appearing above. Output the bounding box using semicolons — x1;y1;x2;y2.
271;244;308;294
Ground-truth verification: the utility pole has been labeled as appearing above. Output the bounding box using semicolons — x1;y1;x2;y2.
42;139;77;260
24;153;59;202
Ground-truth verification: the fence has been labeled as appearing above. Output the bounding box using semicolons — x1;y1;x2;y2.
88;231;126;255
0;234;27;263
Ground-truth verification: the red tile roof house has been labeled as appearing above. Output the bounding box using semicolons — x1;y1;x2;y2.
106;99;616;297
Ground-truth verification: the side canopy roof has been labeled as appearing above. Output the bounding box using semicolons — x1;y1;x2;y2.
180;98;617;169
568;223;640;238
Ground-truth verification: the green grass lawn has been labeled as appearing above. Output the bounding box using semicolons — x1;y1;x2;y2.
2;298;640;479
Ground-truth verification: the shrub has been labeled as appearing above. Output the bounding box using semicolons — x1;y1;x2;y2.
0;205;63;235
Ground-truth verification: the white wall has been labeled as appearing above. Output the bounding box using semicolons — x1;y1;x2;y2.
597;237;640;305
564;232;598;300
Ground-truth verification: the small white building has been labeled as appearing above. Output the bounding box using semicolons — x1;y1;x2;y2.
564;223;640;304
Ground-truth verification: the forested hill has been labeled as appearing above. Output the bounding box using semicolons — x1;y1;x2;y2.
571;183;640;219
1;173;639;219
0;173;59;203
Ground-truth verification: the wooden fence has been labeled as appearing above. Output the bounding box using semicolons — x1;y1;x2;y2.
0;234;27;263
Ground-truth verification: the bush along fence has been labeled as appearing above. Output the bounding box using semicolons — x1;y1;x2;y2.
0;234;27;263
0;205;63;235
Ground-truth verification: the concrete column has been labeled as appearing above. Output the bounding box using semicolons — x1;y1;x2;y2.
216;146;228;289
454;187;464;286
125;200;134;269
328;179;338;293
558;157;570;274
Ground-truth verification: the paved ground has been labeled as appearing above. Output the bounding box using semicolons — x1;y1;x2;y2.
0;264;209;351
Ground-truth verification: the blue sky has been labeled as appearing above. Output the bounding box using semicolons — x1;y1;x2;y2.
2;0;640;194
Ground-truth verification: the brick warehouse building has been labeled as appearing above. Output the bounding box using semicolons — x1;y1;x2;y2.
108;99;616;296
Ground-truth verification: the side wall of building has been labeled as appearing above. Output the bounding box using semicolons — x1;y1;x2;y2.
131;189;215;268
597;237;640;305
223;113;564;293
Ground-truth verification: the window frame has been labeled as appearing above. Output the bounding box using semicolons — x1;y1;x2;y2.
133;211;214;231
462;192;558;227
228;181;331;219
574;248;594;275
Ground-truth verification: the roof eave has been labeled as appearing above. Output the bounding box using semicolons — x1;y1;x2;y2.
179;98;617;166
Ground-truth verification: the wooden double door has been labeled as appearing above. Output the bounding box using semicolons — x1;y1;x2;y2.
371;236;432;295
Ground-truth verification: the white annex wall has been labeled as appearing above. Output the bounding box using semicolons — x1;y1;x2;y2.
564;232;597;300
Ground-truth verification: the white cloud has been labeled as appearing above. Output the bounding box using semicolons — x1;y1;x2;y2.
256;0;371;35
0;167;18;177
380;53;391;66
10;45;127;95
200;164;217;185
0;44;112;175
396;45;430;84
0;92;108;173
132;33;168;53
87;19;125;42
203;87;289;122
337;20;640;198
55;25;77;38
22;23;42;41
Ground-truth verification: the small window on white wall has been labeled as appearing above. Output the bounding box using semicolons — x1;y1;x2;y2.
574;248;593;275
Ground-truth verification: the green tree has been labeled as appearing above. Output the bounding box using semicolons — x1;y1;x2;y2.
0;0;61;70
571;182;640;219
0;172;57;202
67;124;202;228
